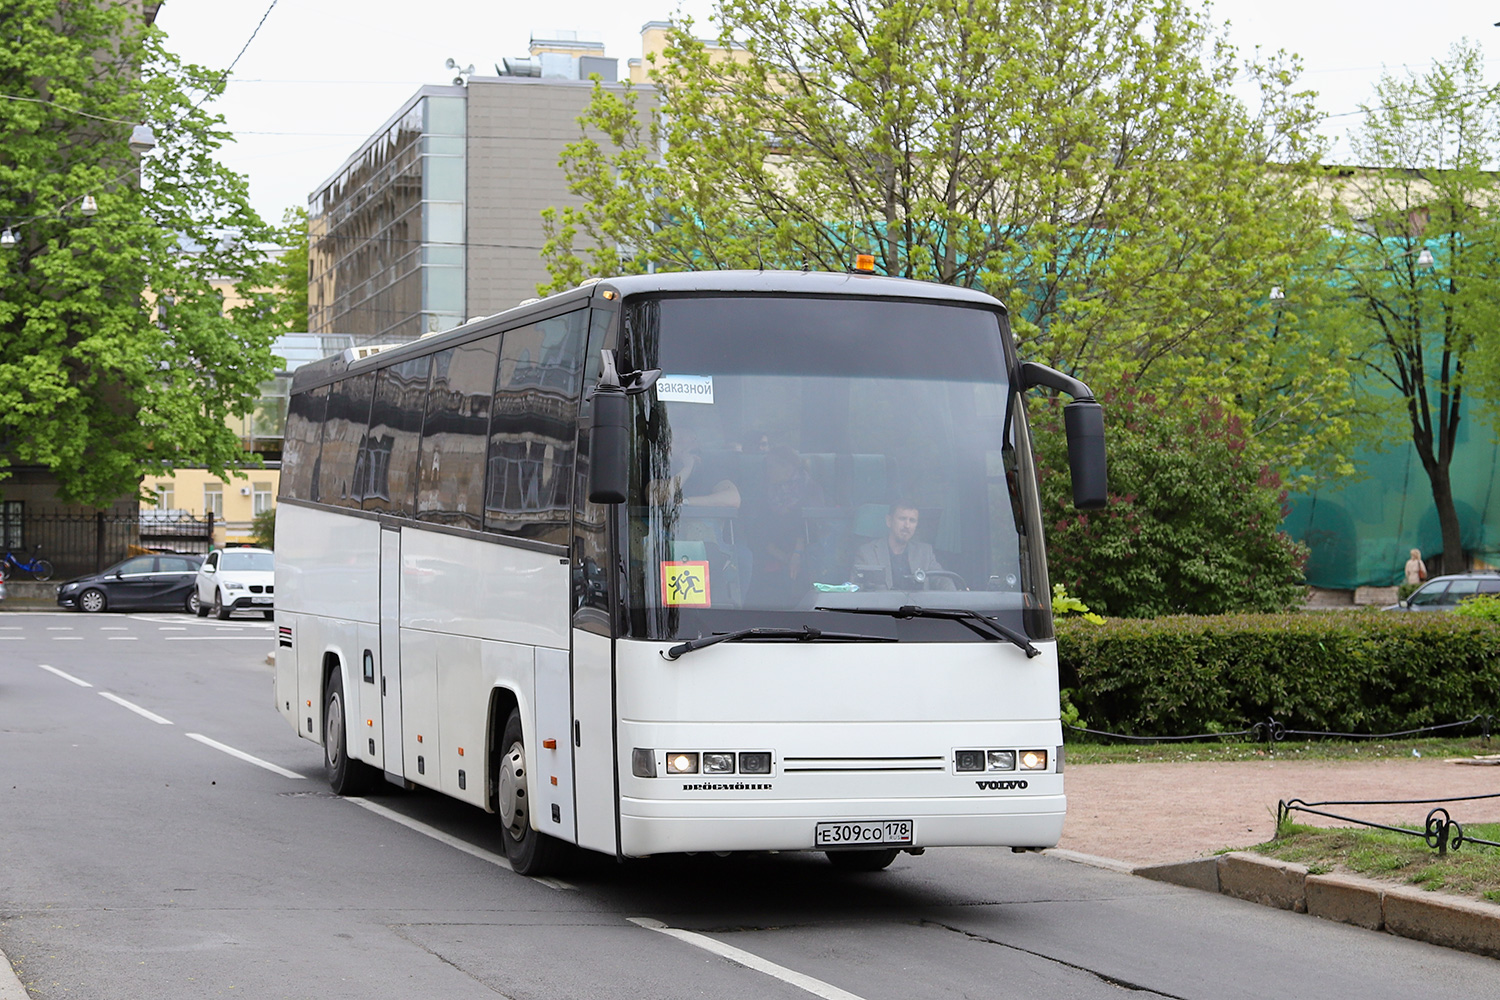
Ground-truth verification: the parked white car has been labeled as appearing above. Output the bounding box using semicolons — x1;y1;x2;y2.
195;547;275;619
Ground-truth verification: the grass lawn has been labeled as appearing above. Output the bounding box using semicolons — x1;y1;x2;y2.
1064;736;1498;765
1249;821;1500;904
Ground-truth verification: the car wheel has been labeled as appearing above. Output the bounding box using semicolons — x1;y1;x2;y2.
78;588;106;613
496;708;568;876
825;849;899;872
185;590;200;615
214;589;232;620
324;670;375;795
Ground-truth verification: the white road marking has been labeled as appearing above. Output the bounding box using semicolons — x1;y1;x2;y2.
40;664;92;687
184;733;306;779
0;637;22;640
158;626;186;631
108;636;139;641
164;636;275;641
100;626;128;631
46;626;73;631
51;636;83;641
98;692;172;725
627;917;869;1000
344;797;574;891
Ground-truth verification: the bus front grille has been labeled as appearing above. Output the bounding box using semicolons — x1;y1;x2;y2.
781;756;946;773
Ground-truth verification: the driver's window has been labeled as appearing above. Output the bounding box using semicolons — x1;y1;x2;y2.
1445;580;1480;603
205;552;218;570
119;556;155;575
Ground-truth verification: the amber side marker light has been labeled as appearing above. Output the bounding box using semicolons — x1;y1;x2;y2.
853;253;876;273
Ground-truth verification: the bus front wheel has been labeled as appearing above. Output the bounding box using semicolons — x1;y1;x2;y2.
325;671;375;795
496;708;567;876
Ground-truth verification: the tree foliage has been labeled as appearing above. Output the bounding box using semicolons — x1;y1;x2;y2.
541;0;1358;479
1334;39;1500;575
0;0;279;506
273;205;309;333
1033;389;1307;618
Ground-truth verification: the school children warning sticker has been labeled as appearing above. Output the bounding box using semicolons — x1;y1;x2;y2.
661;561;711;606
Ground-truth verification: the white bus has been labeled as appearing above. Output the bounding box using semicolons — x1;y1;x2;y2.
274;270;1106;874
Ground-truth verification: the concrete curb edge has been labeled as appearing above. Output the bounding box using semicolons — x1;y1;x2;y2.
1132;851;1500;959
0;945;28;1000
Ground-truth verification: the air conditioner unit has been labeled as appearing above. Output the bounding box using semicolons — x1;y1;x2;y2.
240;487;251;496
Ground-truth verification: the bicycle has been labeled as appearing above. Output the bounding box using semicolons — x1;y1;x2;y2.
1;545;53;582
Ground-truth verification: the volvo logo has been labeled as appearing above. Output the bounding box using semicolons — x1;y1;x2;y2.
976;779;1028;790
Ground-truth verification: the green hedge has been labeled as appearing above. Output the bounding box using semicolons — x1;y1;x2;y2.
1056;613;1500;737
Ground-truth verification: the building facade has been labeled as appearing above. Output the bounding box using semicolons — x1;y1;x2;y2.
307;31;644;347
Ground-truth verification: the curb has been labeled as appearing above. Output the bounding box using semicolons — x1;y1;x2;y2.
1134;851;1500;959
0;945;27;1000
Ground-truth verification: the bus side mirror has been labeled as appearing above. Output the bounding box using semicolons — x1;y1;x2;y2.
1020;361;1108;511
1063;400;1107;510
589;388;628;505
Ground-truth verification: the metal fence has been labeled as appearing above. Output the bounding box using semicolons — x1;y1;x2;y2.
4;509;214;579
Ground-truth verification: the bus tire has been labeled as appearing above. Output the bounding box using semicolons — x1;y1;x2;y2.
496;708;566;876
324;671;375;796
825;848;899;872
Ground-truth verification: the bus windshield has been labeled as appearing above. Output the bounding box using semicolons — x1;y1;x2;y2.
616;293;1051;643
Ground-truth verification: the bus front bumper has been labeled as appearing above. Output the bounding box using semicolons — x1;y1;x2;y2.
618;793;1066;857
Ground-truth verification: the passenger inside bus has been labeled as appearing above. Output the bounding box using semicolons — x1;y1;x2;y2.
851;502;956;591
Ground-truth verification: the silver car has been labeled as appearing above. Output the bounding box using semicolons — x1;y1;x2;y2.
1384;572;1500;611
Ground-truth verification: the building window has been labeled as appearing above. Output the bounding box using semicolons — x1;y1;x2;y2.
155;483;174;510
252;482;273;516
204;483;224;518
2;500;22;550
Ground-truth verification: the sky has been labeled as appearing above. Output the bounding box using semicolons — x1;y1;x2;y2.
150;0;1499;226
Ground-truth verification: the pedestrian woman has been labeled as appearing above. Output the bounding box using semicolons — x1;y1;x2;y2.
1404;548;1427;587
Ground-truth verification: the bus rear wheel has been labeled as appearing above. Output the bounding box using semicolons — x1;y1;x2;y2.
825;848;899;872
325;670;375;795
496;708;567;876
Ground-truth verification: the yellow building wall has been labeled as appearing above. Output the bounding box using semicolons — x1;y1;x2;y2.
142;468;280;547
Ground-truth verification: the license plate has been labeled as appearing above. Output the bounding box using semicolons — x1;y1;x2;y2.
814;819;913;848
251;597;272;604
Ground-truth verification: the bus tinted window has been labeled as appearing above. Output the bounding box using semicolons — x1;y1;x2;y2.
486;310;587;545
417;335;500;529
363;357;432;516
281;384;329;502
319;373;376;509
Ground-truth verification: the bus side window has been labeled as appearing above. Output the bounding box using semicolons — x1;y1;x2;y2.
282;384;329;503
363;357;431;517
417;335;501;530
485;310;586;545
318;373;376;510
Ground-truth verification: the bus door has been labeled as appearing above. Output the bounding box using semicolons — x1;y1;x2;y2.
378;525;404;776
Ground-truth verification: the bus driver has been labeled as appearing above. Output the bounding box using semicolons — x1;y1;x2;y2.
852;502;954;591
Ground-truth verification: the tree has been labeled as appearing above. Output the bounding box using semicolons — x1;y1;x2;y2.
541;0;1355;476
273;205;309;333
1032;389;1308;618
0;0;279;507
1336;40;1500;575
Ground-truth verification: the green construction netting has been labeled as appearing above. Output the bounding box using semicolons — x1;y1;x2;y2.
1283;418;1500;589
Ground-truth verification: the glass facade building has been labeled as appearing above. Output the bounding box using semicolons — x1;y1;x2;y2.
309;88;467;345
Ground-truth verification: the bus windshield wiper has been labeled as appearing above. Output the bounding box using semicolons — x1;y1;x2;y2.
817;605;1041;659
662;625;897;661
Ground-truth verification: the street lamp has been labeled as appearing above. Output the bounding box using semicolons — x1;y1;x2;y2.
0;228;15;248
80;195;99;217
129;123;156;154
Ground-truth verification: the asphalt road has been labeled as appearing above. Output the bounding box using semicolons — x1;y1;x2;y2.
2;611;1496;999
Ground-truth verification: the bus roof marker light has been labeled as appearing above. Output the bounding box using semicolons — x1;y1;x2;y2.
853;253;876;273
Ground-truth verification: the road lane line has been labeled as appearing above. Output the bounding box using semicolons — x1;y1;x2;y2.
97;692;172;725
45;626;73;631
184;733;306;779
344;797;574;891
100;626;128;631
40;664;92;687
108;636;139;641
164;636;275;641
627;917;868;1000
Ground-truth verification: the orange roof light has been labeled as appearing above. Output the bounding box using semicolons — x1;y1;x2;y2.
853;253;876;273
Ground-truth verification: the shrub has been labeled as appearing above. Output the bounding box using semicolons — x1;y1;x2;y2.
1057;612;1500;737
1032;389;1307;618
1456;594;1500;625
250;507;275;549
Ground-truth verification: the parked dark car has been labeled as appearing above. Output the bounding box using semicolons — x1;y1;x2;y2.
1383;572;1500;612
56;553;205;613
